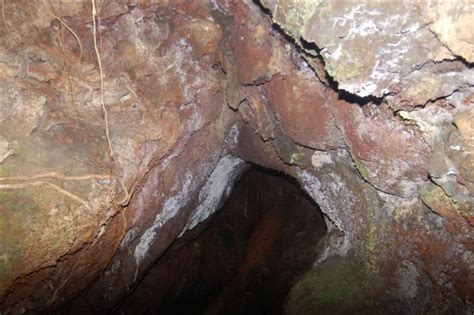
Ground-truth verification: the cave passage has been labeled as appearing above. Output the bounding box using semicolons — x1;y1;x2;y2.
117;166;328;314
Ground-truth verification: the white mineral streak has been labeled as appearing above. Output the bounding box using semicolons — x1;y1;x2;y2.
297;170;349;233
311;151;333;168
134;172;194;267
179;155;247;236
314;220;351;265
297;170;353;264
134;123;243;267
225;123;241;147
321;4;418;97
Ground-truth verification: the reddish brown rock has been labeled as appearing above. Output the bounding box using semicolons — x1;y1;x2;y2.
225;1;278;84
266;73;341;150
0;1;473;314
334;100;431;196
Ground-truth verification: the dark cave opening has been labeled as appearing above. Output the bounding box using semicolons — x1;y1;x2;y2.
117;166;328;315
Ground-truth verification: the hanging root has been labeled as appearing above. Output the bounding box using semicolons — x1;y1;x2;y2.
91;0;114;160
2;3;133;277
0;172;130;207
1;0;17;44
48;252;81;306
0;172;113;182
0;181;91;210
104;198;129;270
2;2;134;292
105;180;137;268
57;16;78;109
32;3;83;62
117;178;132;206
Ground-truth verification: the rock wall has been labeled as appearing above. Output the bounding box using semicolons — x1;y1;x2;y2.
115;167;327;314
0;0;472;313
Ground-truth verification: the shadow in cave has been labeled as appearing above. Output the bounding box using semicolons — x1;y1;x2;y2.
117;166;327;315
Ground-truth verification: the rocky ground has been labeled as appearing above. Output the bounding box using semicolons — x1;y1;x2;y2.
0;0;473;314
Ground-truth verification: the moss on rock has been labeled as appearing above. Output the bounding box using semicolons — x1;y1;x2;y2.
284;256;381;315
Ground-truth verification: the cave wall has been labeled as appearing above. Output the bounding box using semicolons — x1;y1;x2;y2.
0;0;473;313
116;168;327;314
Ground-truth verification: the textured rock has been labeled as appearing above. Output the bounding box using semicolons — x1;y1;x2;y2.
0;0;473;313
0;0;232;310
261;0;474;102
265;72;342;150
334;100;431;197
429;1;474;63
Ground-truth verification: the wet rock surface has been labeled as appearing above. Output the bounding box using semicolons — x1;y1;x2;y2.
0;0;473;314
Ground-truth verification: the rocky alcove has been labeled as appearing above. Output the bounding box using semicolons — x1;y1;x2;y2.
1;0;473;314
112;167;327;314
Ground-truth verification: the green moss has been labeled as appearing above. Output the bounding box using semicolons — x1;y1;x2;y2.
420;182;450;210
0;190;9;208
363;218;380;277
0;214;5;231
286;256;379;315
419;181;471;218
325;50;363;82
285;173;385;314
0;254;13;281
299;260;357;304
12;143;28;161
290;151;309;167
328;62;362;82
0;187;64;281
0;210;20;282
420;183;434;204
345;146;370;181
276;0;316;36
353;157;370;181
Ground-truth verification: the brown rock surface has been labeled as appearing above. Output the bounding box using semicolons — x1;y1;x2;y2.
0;0;473;313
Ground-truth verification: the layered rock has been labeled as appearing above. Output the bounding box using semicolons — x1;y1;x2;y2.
0;0;472;313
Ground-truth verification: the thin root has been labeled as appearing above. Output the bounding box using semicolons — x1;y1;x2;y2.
0;172;130;206
117;178;132;206
49;252;81;305
1;0;18;44
57;19;78;109
0;172;113;182
33;3;83;62
105;195;130;270
91;0;114;159
0;181;91;210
